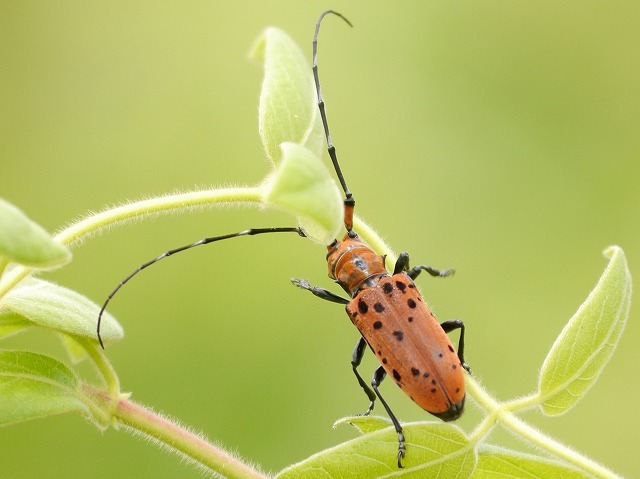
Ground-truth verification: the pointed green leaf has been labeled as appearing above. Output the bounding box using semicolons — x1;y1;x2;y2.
0;198;71;269
0;311;32;339
334;415;394;435
251;27;324;164
473;445;590;479
538;246;631;415
262;142;342;244
60;334;89;363
276;422;476;479
0;350;88;425
0;278;124;344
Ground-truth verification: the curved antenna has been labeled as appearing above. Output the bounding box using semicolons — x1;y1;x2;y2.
313;11;354;208
97;227;304;348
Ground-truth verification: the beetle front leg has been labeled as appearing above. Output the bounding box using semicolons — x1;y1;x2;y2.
291;278;350;304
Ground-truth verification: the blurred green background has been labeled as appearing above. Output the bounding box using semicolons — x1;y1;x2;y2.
1;1;639;478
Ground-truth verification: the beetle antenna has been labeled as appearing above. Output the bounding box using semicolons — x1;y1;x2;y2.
313;11;354;209
97;227;305;348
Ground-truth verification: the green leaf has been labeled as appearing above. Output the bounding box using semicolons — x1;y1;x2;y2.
251;27;324;164
538;246;631;415
59;334;89;363
0;350;88;425
262;142;343;244
276;422;476;479
0;198;71;269
0;311;32;339
0;278;124;344
473;445;591;479
333;415;394;435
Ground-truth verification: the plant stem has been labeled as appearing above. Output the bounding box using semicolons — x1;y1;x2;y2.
55;187;264;246
0;187;263;297
499;409;622;479
353;215;397;266
115;396;268;479
466;376;622;479
81;339;121;397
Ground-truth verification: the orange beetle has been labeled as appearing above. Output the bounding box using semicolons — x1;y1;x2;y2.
293;11;469;467
294;191;467;467
97;10;469;468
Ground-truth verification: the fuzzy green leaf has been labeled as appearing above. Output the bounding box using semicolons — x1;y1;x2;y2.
0;278;123;344
0;311;32;339
334;415;394;435
538;246;631;415
472;445;590;479
262;142;342;244
0;198;71;269
276;422;476;479
59;334;89;363
251;27;324;164
0;350;88;425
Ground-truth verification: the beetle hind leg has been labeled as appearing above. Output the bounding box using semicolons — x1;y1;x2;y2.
371;366;406;468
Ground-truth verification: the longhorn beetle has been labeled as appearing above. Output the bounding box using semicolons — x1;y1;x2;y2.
97;10;469;468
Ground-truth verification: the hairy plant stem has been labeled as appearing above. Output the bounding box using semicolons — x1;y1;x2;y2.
0;187;263;298
466;376;622;479
117;398;268;479
82;385;267;479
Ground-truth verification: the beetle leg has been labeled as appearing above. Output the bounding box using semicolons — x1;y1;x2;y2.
407;264;455;280
291;278;350;304
351;337;377;414
440;319;471;373
393;252;454;279
393;252;411;274
371;366;406;468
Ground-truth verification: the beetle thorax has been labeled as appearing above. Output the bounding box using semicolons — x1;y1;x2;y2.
326;234;388;297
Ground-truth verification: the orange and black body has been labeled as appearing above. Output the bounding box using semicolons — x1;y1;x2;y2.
289;189;470;466
327;234;466;420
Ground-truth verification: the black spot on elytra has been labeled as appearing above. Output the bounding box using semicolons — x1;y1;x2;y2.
411;367;420;376
431;388;437;393
407;298;417;309
452;364;458;369
438;353;444;358
374;302;385;313
392;330;404;341
382;358;388;364
377;350;382;355
373;320;383;329
358;300;368;314
407;316;414;323
423;372;430;378
456;387;460;393
431;379;437;385
393;369;402;382
396;281;407;293
448;345;455;353
383;282;394;294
